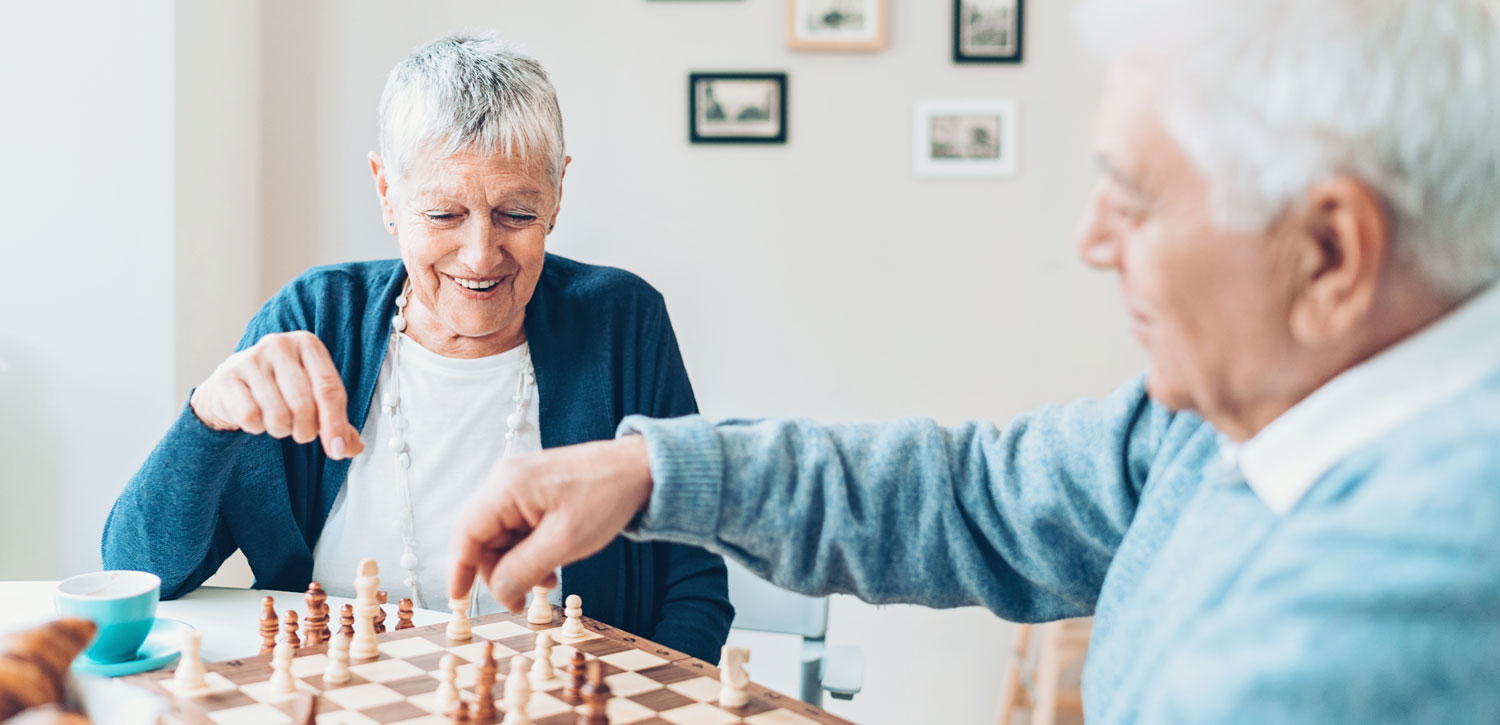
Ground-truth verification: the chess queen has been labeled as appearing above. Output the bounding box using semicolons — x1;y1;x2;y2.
102;33;732;663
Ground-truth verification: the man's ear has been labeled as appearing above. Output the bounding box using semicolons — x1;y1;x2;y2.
1286;177;1390;345
370;152;397;235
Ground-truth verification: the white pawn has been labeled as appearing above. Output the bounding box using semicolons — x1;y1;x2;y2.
433;654;460;712
446;596;472;641
323;629;351;685
719;645;750;708
502;655;533;725
529;632;555;685
351;558;381;660
558;594;585;640
527;586;553;625
173;629;208;692
269;640;297;695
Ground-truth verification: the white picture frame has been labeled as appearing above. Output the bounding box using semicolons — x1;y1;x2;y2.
913;100;1019;178
787;0;888;52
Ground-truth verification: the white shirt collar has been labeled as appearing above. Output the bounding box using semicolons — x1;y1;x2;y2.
1236;282;1500;514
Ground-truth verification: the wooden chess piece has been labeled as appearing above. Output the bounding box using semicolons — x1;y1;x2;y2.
397;597;415;630
559;594;586;640
304;582;330;645
447;597;472;641
323;630;351;685
0;618;96;720
339;603;355;638
472;641;498;724
376;590;389;634
451;703;471;724
282;609;301;650
260;596;279;654
351;559;380;660
269;639;297;695
293;692;318;725
579;660;611;725
527;586;552;625
433;654;460;713
173;629;209;693
718;645;750;708
502;655;533;725
563;649;586;701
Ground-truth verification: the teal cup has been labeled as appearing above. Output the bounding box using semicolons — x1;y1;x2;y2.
54;571;161;664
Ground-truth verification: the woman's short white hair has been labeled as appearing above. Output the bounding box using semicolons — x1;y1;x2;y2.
1076;0;1500;295
378;33;565;189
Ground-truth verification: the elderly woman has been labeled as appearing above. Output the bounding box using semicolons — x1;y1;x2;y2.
102;34;731;661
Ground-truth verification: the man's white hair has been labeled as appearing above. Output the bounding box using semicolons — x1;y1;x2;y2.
378;33;565;189
1075;0;1500;295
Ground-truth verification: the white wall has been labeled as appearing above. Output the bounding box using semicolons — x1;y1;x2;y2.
254;2;1143;723
0;1;178;580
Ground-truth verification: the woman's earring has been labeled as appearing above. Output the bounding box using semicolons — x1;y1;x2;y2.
388;221;396;232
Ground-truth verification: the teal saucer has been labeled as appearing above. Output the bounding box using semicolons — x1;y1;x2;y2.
72;617;192;678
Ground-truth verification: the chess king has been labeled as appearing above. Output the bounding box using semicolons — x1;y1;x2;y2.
101;33;732;662
447;0;1500;722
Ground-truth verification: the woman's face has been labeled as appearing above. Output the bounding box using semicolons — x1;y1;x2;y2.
371;148;568;357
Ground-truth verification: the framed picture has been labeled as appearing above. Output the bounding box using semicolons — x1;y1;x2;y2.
689;73;789;144
914;100;1018;178
787;0;888;52
954;0;1024;63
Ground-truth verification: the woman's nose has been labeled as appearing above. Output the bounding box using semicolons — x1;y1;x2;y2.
1075;186;1123;270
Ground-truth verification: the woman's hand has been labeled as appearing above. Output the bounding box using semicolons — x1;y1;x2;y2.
189;331;367;460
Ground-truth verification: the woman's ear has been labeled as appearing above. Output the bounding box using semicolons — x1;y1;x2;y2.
1286;177;1390;345
370;152;397;235
549;156;573;231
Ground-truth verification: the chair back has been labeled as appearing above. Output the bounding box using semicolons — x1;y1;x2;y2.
725;559;828;639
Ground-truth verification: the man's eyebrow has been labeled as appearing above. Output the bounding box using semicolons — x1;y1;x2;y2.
1094;154;1147;196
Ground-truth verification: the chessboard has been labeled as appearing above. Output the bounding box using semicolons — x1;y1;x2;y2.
123;605;853;725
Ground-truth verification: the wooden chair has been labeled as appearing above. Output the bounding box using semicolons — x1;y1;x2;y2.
997;618;1092;725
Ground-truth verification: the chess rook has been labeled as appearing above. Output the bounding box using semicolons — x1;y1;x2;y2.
526;586;552;625
351;558;381;660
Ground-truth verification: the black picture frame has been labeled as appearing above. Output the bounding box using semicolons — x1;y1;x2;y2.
689;72;789;145
953;0;1024;64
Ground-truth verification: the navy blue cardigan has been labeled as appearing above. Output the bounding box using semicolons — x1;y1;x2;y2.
102;255;733;660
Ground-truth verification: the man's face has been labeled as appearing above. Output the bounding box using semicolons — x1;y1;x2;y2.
1075;62;1304;432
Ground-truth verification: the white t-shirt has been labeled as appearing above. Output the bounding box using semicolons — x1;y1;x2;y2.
312;334;555;614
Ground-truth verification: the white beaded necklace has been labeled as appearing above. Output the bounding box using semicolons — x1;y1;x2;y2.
383;280;535;611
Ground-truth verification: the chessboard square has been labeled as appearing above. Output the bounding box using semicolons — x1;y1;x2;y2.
242;678;318;703
161;671;239;697
547;643;581;668
745;711;823;725
447;641;512;664
605;671;666;698
322;682;405;710
575;638;633;656
379;636;444;658
600;649;671;671
350;658;427;683
582;695;658;725
291;653;330;678
520;691;574;719
313;711;379;725
388;717;452;725
209;703;293;725
359;701;431;722
383;675;440;697
666;676;722;703
634;664;697;686
302;673;373;691
630;688;698;712
428;662;480;689
404;652;447;672
472;620;535;640
496;633;540;653
659;702;741;725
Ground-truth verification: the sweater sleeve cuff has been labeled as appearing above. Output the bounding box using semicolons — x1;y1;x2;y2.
615;414;723;542
173;391;252;451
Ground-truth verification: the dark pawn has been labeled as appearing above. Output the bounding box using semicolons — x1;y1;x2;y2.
472;641;498;723
293;692;318;725
281;609;301;649
259;596;278;654
396;598;415;630
376;590;389;634
579;660;611;724
340;603;355;638
563;649;587;701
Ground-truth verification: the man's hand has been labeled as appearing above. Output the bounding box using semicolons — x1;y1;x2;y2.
448;437;654;612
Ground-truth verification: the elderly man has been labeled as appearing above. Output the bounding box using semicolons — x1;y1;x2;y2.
448;0;1500;720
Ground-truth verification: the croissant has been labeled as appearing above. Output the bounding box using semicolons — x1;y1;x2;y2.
0;618;96;720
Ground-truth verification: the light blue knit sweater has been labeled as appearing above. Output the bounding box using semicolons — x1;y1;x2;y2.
618;374;1500;723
